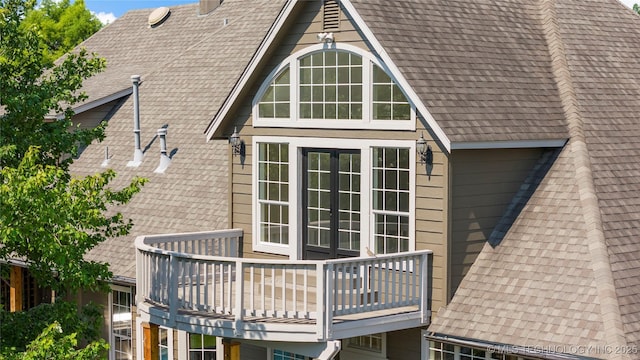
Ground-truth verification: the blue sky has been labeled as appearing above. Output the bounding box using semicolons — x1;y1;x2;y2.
86;0;638;25
85;0;197;24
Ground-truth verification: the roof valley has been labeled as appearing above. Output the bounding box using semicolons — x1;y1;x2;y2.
537;0;629;354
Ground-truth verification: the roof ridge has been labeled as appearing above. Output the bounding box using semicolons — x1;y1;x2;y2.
538;0;629;354
131;0;274;90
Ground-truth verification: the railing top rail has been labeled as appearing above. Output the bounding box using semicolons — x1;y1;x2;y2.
135;228;243;247
324;250;433;264
136;230;432;267
137;243;326;265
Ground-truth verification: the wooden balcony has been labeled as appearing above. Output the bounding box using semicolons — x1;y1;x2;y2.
135;229;432;342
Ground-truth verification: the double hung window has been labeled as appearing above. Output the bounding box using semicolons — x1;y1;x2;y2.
111;286;132;360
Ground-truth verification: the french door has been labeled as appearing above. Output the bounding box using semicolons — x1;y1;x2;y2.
303;149;361;260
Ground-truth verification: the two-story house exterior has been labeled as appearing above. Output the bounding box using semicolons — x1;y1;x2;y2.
5;0;639;359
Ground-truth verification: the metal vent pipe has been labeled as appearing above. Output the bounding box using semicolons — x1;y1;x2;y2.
128;75;144;167
200;0;222;15
154;128;171;173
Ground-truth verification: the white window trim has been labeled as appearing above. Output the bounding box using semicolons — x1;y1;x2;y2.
252;43;415;131
179;332;223;360
109;284;133;360
341;333;388;360
252;136;416;259
158;326;174;360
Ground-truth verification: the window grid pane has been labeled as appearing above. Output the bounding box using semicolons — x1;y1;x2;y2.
258;143;289;244
428;341;540;360
372;147;410;254
159;328;169;360
258;68;291;118
372;65;411;121
112;289;132;360
299;51;363;120
338;153;360;251
348;333;383;352
189;334;216;360
306;152;331;248
273;350;306;360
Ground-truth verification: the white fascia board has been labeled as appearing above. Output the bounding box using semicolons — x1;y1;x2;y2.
339;0;451;153
48;87;133;120
205;0;298;141
451;139;568;150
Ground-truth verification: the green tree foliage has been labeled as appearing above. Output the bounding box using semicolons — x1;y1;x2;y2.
0;300;103;353
0;148;146;292
1;322;108;360
1;0;147;293
0;0;144;356
22;0;102;61
634;4;640;14
1;0;106;170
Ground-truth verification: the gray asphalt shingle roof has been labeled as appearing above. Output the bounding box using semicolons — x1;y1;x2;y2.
71;0;287;280
68;0;640;353
424;0;640;353
350;0;569;144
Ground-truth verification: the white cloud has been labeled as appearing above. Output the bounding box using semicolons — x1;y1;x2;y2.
94;11;117;25
619;0;637;8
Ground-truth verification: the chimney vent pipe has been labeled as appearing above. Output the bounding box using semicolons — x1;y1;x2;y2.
199;0;222;15
154;128;171;173
101;146;110;167
128;75;144;167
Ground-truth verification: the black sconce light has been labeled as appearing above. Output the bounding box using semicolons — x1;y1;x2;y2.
229;126;241;156
417;132;433;178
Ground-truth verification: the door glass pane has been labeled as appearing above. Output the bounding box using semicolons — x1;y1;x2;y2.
338;153;360;251
307;152;331;248
305;150;361;256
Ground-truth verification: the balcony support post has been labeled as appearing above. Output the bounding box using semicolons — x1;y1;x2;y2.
420;253;430;324
234;260;244;335
142;322;159;360
10;265;23;312
223;339;241;360
168;255;178;326
316;263;326;340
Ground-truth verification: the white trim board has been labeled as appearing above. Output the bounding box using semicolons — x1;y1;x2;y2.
47;87;133;120
451;139;567;150
205;0;451;153
205;0;297;140
252;136;416;259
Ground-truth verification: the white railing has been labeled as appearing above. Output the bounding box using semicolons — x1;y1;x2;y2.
136;230;431;340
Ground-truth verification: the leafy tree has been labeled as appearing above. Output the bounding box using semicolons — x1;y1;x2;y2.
0;1;145;356
0;148;146;292
22;0;102;61
0;300;104;353
0;0;146;293
1;0;106;170
1;322;108;360
635;3;640;14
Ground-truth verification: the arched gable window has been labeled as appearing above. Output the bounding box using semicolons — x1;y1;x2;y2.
254;44;414;130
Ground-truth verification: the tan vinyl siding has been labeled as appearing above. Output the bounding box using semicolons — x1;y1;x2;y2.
229;0;378;261
415;123;448;312
227;0;448;310
386;328;422;360
449;148;544;298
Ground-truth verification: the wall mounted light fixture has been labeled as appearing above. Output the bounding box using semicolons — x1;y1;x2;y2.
229;126;242;156
417;132;433;166
316;32;334;44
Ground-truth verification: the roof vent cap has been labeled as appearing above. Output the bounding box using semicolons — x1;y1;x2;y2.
148;7;170;27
